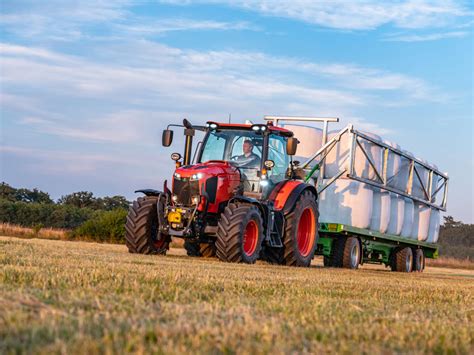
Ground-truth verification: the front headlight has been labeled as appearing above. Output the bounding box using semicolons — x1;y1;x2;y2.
190;173;203;180
192;195;201;205
260;180;269;187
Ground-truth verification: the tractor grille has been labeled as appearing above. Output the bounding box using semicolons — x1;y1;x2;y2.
173;178;200;205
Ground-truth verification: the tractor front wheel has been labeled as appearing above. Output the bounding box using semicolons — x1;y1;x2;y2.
125;196;169;255
216;203;264;264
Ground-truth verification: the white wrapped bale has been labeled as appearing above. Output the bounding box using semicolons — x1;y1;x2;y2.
384;141;405;235
319;179;373;229
325;130;382;180
427;209;441;243
411;203;431;241
426;163;441;244
371;188;391;233
412;158;430;200
282;124;323;161
387;193;405;235
401;199;415;238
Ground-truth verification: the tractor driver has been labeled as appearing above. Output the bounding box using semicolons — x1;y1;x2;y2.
235;140;260;168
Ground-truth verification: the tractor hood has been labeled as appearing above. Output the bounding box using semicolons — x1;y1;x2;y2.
174;161;240;179
172;161;241;212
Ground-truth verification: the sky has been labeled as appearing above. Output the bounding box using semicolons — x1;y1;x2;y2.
0;0;473;222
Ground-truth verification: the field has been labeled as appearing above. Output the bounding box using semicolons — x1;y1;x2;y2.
1;236;473;354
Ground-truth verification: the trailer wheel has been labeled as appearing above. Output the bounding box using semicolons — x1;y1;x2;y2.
413;249;425;272
184;240;216;257
125;196;169;255
342;237;361;269
281;191;319;267
329;237;361;269
216;203;263;263
390;247;413;272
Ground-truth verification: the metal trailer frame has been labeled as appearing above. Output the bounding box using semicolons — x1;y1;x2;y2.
264;115;449;266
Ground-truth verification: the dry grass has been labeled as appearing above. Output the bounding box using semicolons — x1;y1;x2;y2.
426;256;474;270
0;223;68;241
1;236;473;354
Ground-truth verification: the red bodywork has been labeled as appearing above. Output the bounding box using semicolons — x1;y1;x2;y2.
271;180;303;211
173;161;241;213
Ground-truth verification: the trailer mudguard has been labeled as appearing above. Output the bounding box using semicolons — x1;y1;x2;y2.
269;180;318;215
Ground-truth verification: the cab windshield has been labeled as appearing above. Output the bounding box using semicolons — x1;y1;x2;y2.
199;129;290;192
199;129;263;168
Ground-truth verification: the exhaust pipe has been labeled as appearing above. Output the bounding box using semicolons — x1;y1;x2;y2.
183;119;194;166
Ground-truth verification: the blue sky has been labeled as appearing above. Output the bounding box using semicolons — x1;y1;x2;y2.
0;0;473;222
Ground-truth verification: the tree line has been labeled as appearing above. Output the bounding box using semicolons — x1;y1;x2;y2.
0;182;130;242
0;182;471;257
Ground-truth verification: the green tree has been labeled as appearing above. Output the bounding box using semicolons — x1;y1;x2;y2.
58;191;96;208
15;188;53;204
95;196;130;210
0;182;17;202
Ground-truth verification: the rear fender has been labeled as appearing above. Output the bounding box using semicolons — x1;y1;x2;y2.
135;189;162;196
229;195;267;217
270;181;318;215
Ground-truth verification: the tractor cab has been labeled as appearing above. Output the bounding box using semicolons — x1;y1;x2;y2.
197;122;294;195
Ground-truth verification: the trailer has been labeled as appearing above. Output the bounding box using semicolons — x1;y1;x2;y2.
265;116;449;272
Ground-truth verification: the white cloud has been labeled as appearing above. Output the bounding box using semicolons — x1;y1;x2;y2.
1;41;444;147
383;30;469;42
116;18;259;35
162;0;471;30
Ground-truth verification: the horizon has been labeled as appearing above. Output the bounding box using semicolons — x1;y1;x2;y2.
1;1;473;223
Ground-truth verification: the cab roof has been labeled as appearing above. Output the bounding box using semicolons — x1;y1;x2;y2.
206;121;293;137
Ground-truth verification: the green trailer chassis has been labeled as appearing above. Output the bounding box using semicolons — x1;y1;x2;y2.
317;223;438;266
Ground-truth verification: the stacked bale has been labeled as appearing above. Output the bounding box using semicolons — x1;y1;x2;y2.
319;130;374;229
384;140;405;236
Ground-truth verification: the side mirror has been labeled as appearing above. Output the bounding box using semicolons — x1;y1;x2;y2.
162;129;173;147
286;137;299;156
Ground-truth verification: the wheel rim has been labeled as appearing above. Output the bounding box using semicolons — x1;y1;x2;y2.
351;243;360;268
243;220;258;256
406;252;413;272
297;208;316;257
417;253;423;271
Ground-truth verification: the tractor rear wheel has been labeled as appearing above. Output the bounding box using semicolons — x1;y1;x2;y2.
413;249;425;272
125;196;169;255
390;247;413;272
184;240;216;257
281;190;319;267
216;203;263;264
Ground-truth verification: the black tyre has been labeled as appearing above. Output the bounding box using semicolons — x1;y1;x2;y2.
216;203;264;264
390;247;413;272
413;249;425;272
281;190;319;267
341;237;361;269
326;237;360;269
184;240;216;257
125;196;169;255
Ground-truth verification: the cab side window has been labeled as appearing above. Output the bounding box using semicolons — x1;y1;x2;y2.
268;135;289;183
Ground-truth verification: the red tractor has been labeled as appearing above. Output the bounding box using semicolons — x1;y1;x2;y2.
125;118;319;267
